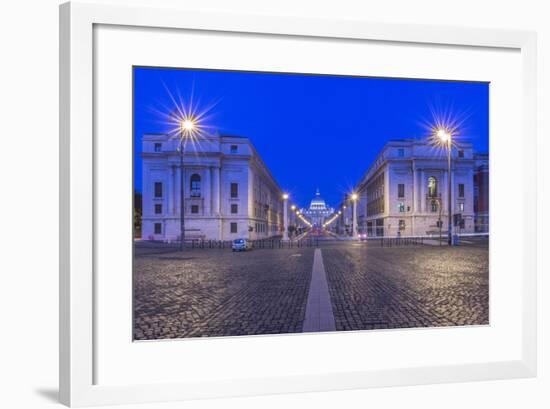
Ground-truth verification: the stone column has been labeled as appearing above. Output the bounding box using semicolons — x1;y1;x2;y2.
203;166;211;216
166;165;173;215
177;165;184;217
172;165;177;215
212;166;221;215
418;169;426;213
412;164;418;214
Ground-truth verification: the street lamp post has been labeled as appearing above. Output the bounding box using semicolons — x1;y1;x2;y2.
179;140;185;251
178;118;196;251
437;129;454;246
290;204;296;237
282;193;289;240
351;193;358;239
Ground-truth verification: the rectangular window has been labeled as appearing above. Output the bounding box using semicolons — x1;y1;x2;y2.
458;150;465;158
154;182;163;198
191;205;199;214
398;183;405;198
459;202;465;212
154;143;162;152
230;145;238;153
399;220;406;231
458;183;465;198
397;148;405;157
231;204;238;214
230;222;238;233
154;223;162;234
154;204;162;214
230;183;238;198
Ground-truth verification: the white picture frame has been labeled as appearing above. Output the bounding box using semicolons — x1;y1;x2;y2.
59;1;537;407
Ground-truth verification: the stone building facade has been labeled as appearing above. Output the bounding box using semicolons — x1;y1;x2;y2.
337;139;488;237
141;133;284;241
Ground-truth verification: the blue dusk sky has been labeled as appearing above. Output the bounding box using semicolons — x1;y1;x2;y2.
134;66;489;209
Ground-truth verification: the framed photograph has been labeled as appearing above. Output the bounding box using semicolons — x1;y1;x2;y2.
59;1;537;406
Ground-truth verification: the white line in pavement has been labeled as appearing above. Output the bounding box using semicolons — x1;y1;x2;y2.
302;248;336;333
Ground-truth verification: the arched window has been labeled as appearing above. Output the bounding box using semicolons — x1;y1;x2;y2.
190;174;201;197
428;176;438;197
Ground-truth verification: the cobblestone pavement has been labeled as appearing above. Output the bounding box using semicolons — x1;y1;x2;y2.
133;246;314;340
133;238;489;340
322;240;489;331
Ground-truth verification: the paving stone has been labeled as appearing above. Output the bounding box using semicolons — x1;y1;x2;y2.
133;246;314;340
322;240;489;331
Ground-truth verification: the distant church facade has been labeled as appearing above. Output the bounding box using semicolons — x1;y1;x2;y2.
301;189;335;227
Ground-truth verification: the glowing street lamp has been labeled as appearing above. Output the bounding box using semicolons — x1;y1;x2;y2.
181;118;195;132
436;128;450;142
436;127;454;246
177;117;196;251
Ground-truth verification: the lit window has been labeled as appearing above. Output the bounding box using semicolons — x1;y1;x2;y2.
154;143;162;152
459;202;465;212
428;176;437;197
397;202;405;213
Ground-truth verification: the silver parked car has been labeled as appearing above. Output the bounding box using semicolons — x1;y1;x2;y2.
232;238;253;251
